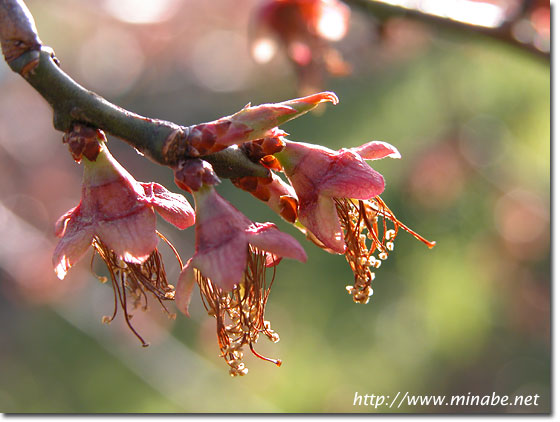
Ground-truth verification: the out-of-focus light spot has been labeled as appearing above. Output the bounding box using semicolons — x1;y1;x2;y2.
528;6;550;52
189;31;251;93
252;38;278;64
78;28;145;96
375;0;506;28
289;41;312;66
494;190;548;245
316;2;349;41
103;0;180;24
408;143;466;209
511;18;534;44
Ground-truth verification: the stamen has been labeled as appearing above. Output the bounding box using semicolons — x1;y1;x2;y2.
157;230;184;268
196;246;281;376
91;236;182;346
335;196;435;304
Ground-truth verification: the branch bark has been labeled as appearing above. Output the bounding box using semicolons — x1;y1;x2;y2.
0;0;268;178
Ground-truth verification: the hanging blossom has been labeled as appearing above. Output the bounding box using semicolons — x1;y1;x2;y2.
53;127;195;345
174;159;307;376
275;139;436;304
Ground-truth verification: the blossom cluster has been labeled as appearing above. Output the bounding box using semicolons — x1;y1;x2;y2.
53;93;434;376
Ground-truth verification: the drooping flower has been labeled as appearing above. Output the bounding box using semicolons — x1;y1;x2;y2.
276;139;435;304
173;161;306;375
54;129;195;345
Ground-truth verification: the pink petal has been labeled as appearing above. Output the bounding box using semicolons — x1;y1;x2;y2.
248;223;307;263
281;141;338;177
141;182;195;230
54;206;80;238
320;149;385;200
299;195;346;254
175;259;197;317
283;91;339;110
82;178;145;220
352;141;401;160
96;206;158;264
194;188;253;244
194;236;248;291
52;219;94;280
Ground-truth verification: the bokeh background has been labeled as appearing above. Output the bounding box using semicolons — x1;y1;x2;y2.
0;0;550;413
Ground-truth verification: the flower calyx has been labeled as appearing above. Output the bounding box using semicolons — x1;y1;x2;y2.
62;123;104;162
173;158;221;193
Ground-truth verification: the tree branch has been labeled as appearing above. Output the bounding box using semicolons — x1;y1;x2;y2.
344;0;549;60
0;0;268;179
0;0;41;63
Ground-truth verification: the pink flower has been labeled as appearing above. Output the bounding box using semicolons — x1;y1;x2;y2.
175;184;306;376
176;185;306;305
53;142;195;280
276;139;434;304
277;139;401;253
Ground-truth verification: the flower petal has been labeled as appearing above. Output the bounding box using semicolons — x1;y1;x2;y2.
352;141;401;160
54;206;80;238
320;149;385;200
52;219;94;280
248;222;307;262
280;140;338;177
194;188;253;248
194;236;248;291
299;195;346;254
141;182;195;230
96;206;158;264
176;259;197;317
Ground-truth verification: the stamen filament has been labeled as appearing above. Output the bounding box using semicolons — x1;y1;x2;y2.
335;196;435;304
90;236;181;346
196;246;281;376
